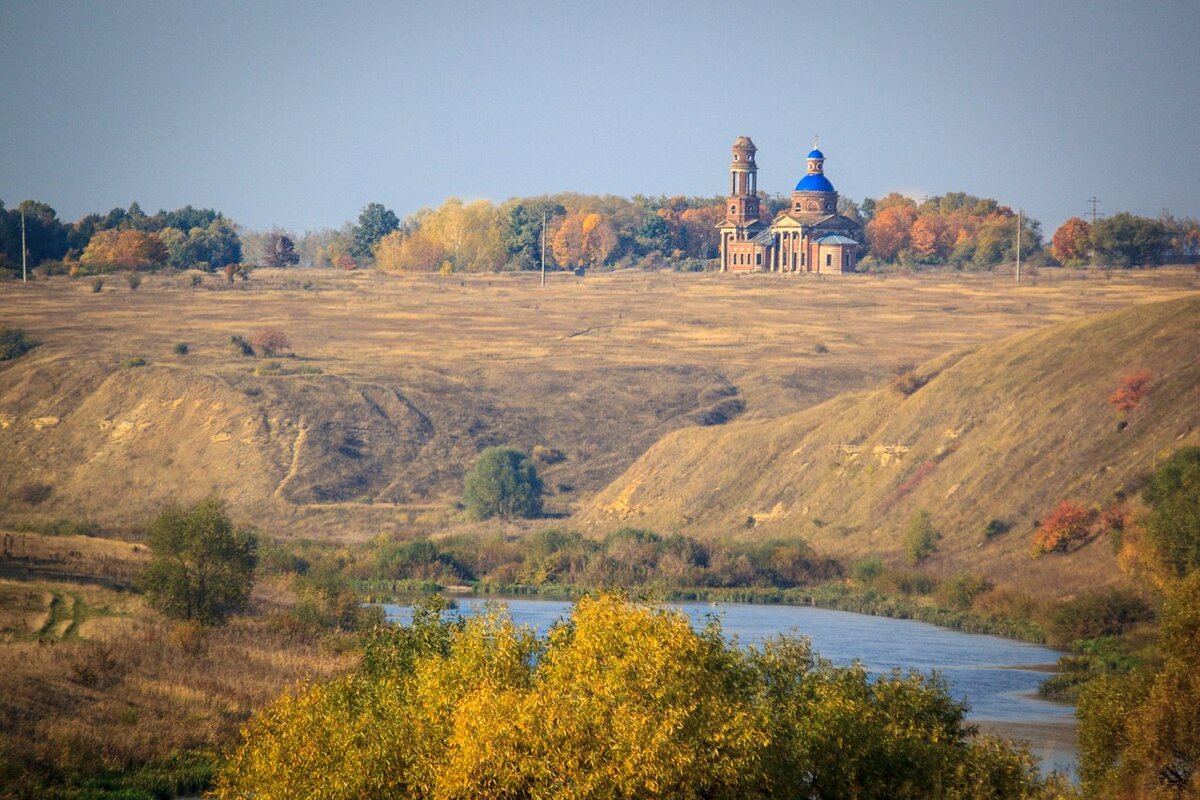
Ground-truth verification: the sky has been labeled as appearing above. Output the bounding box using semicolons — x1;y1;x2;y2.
2;0;1198;236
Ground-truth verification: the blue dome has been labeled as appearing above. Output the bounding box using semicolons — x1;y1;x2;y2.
807;149;824;159
794;173;835;193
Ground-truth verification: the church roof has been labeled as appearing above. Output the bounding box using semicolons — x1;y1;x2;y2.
807;149;824;159
750;228;776;245
795;173;835;193
816;234;859;246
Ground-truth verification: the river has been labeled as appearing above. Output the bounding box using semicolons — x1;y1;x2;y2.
381;597;1077;779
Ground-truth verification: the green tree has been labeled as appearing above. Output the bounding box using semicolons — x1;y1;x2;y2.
351;202;400;259
501;200;566;270
139;498;258;625
634;213;672;255
903;509;942;566
1142;446;1200;578
1091;212;1169;268
462;446;544;520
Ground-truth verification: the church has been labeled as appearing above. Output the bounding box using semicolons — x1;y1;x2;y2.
718;137;862;273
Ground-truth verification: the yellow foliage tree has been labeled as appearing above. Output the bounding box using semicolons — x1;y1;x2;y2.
79;229;167;271
551;211;617;269
216;594;1062;800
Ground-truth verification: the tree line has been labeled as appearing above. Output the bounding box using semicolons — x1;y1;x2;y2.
4;193;1197;279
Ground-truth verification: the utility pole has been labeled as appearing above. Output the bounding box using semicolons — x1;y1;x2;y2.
1015;208;1022;283
1087;196;1102;224
540;210;547;288
20;206;27;285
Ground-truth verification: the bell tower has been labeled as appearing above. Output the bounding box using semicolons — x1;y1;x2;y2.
727;136;760;226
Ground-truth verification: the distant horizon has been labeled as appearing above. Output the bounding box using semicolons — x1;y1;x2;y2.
3;0;1198;237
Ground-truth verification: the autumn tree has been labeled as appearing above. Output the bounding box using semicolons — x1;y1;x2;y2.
551;211;617;270
373;228;445;273
216;594;1059;800
79;229;167;271
1051;217;1092;265
865;203;916;262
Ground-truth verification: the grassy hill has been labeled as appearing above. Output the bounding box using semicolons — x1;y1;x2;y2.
0;268;1195;543
579;295;1200;596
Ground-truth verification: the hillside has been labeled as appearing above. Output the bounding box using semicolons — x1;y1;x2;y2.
0;268;1196;540
579;295;1200;595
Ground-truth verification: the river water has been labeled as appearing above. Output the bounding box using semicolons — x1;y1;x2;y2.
381;597;1077;779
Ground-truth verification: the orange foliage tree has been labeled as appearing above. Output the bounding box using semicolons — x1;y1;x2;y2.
866;206;917;261
1108;369;1151;415
1030;501;1097;555
79;229;167;271
1051;217;1092;265
551;211;617;269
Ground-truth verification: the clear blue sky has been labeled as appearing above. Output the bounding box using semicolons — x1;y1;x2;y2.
2;0;1198;235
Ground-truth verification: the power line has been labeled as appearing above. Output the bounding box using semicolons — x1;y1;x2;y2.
1087;196;1103;224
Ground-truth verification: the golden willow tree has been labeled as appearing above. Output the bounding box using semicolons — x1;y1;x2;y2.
216;594;1067;800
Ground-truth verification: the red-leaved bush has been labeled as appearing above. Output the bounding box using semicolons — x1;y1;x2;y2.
1109;370;1151;415
1031;501;1097;556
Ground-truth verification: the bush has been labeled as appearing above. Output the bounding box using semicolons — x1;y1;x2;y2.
126;272;142;290
139;498;258;625
173;342;189;355
17;482;52;505
0;327;35;361
1141;446;1200;578
122;356;148;368
91;277;105;293
902;509;941;565
982;518;1011;540
462;446;544;520
230;335;254;356
1030;500;1096;555
1047;588;1153;646
250;330;291;357
889;364;927;396
851;555;885;583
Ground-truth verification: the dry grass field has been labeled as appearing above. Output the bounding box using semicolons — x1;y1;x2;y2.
1;266;1197;544
0;531;353;790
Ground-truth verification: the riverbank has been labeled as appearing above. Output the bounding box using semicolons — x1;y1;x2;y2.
361;578;1050;643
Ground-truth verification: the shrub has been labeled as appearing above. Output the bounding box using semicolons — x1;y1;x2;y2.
531;445;566;465
1047;588;1153;646
123;356;148;368
191;274;203;287
91;277;105;293
462;446;544;520
851;555;886;583
902;509;941;565
813;342;830;354
1030;500;1096;555
889;364;927;396
982;518;1011;540
1108;369;1151;419
0;328;35;361
126;272;142;290
250;329;291;357
17;482;52;505
174;342;189;355
230;335;254;356
138;498;258;625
